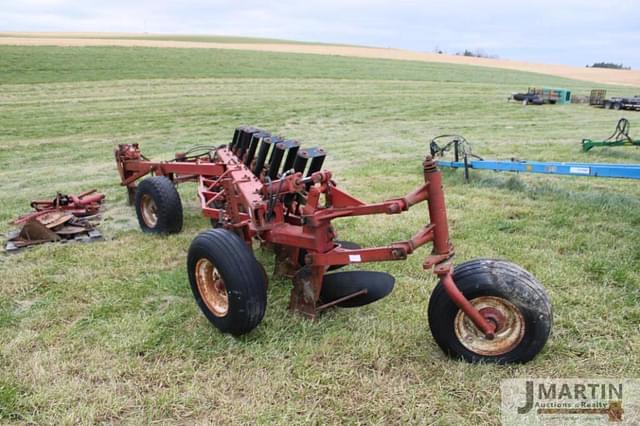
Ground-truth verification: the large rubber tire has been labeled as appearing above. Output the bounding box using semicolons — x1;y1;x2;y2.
187;229;267;336
428;259;552;364
134;176;183;234
613;102;622;110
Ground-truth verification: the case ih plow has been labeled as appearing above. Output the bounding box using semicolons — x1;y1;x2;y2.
115;127;552;364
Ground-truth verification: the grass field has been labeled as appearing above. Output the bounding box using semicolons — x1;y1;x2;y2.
1;45;639;424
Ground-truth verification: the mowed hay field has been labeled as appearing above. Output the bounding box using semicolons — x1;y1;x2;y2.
1;46;639;424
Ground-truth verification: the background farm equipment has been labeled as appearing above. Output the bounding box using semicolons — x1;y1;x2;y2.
509;87;572;105
582;118;640;151
603;96;640;111
589;89;640;111
115;127;553;364
5;190;104;252
432;134;640;181
509;91;543;105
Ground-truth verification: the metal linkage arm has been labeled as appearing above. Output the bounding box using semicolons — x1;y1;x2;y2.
309;224;435;266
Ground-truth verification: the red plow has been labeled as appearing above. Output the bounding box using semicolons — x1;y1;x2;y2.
115;127;552;363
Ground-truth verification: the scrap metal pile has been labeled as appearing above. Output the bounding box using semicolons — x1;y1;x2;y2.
5;190;104;252
114;126;553;364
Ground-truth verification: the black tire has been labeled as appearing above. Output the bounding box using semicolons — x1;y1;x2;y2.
605;102;612;110
134;176;183;234
428;259;552;364
613;102;622;110
187;229;267;335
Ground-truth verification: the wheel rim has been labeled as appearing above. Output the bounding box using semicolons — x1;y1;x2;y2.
195;258;229;317
140;194;158;227
454;296;525;356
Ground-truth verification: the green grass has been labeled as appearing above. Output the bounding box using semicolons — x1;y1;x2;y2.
1;45;639;424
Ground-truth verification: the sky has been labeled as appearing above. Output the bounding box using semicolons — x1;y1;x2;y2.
2;0;639;68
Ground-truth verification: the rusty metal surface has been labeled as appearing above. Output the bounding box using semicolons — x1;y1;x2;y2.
454;296;525;356
18;220;60;244
13;190;105;225
5;190;105;252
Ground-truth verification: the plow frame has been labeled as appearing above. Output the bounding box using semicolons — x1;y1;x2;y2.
115;142;499;337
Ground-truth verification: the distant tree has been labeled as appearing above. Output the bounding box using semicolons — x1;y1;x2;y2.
455;49;498;59
589;62;630;70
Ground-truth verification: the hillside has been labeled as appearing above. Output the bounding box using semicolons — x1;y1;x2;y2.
1;32;639;87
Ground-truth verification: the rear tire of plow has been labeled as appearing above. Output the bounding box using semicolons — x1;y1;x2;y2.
188;229;267;336
135;176;183;234
427;258;552;364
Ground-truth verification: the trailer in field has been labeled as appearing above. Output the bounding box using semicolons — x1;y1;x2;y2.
509;87;572;105
603;96;640;111
589;89;640;111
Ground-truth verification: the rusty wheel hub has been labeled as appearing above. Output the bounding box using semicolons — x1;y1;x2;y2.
454;296;525;356
195;258;229;317
140;194;158;227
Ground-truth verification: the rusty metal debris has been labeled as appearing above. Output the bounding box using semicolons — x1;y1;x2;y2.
5;190;105;252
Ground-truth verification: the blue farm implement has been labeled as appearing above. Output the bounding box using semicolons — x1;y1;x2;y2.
431;135;640;182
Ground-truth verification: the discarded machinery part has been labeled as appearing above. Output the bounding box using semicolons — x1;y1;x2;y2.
55;225;90;235
319;270;395;308
581;118;639;151
6;189;106;252
36;211;74;229
13;189;105;225
18;220;60;244
5;228;103;252
4;215;103;252
114;126;553;363
428;259;552;364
